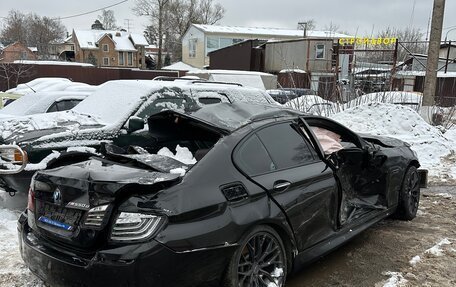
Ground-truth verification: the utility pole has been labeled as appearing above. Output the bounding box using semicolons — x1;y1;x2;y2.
298;22;308;38
423;0;445;106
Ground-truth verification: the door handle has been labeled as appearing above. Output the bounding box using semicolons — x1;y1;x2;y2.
273;181;291;193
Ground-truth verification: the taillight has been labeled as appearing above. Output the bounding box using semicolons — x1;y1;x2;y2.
110;212;166;242
27;188;35;212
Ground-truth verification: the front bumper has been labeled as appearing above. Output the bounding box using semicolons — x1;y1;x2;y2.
18;213;236;287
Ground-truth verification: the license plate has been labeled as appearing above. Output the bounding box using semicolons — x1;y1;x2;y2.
38;216;74;231
37;202;83;231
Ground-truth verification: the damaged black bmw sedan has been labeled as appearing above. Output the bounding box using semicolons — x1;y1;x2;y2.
18;102;425;287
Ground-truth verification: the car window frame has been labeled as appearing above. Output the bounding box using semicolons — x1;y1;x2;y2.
233;120;321;177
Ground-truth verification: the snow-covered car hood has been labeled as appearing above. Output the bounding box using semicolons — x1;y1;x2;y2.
0;110;104;143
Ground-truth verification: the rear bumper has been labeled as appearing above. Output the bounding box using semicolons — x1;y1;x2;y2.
18;213;235;287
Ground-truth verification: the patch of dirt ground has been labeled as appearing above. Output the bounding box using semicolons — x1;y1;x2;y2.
287;186;456;287
0;186;454;287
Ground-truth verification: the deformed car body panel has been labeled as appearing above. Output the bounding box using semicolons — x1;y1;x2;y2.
18;102;423;287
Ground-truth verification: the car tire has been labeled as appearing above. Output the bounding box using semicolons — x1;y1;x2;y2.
224;225;287;287
394;166;420;220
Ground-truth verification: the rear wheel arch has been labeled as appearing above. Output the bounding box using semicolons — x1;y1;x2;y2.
263;222;296;273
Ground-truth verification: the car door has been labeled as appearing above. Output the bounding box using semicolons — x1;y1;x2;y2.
302;116;389;225
234;121;339;251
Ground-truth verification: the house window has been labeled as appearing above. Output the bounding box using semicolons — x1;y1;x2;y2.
119;52;125;65
102;44;109;52
206;37;219;54
127;52;133;66
189;39;197;58
315;44;325;59
103;57;110;66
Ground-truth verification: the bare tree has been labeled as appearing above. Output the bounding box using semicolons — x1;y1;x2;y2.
197;0;225;25
134;0;170;69
370;27;426;62
97;10;117;30
134;0;225;65
324;22;340;34
0;63;34;90
0;10;66;59
0;10;28;45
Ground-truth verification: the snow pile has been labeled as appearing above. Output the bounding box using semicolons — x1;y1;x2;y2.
157;145;196;165
0;207;44;286
331;103;455;182
425;238;452;257
409;255;421;266
345;92;422;110
380;272;408;287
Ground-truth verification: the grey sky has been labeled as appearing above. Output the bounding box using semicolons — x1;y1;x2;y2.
1;0;456;40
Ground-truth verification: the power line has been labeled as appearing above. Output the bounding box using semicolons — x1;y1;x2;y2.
53;0;128;20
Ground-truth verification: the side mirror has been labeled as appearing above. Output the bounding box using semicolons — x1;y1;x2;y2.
127;116;145;133
0;145;28;174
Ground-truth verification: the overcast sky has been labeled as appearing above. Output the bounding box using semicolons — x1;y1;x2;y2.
1;0;456;39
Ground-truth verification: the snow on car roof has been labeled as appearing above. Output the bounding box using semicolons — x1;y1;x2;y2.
6;78;71;94
72;79;274;126
0;91;92;117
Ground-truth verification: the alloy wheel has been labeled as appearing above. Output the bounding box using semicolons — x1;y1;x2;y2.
237;232;286;287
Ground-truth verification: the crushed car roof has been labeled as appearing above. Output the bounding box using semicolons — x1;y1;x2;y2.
149;102;304;133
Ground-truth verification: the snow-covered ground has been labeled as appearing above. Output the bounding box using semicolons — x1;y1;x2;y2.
331;102;456;184
0;196;43;287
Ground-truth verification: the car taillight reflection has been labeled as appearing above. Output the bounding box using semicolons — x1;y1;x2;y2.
27;188;35;212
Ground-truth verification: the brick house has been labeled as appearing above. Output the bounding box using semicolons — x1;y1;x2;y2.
0;42;38;63
73;29;149;69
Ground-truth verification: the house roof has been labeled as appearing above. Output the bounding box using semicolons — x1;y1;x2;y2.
73;30;148;51
192;24;352;39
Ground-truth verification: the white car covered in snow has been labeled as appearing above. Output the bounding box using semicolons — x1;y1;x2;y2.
0;89;97;119
0;79;276;195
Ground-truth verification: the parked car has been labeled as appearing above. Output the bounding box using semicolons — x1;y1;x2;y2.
266;89;298;104
0;79;275;195
18;102;425;287
267;88;316;104
0;89;97;119
0;92;22;108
